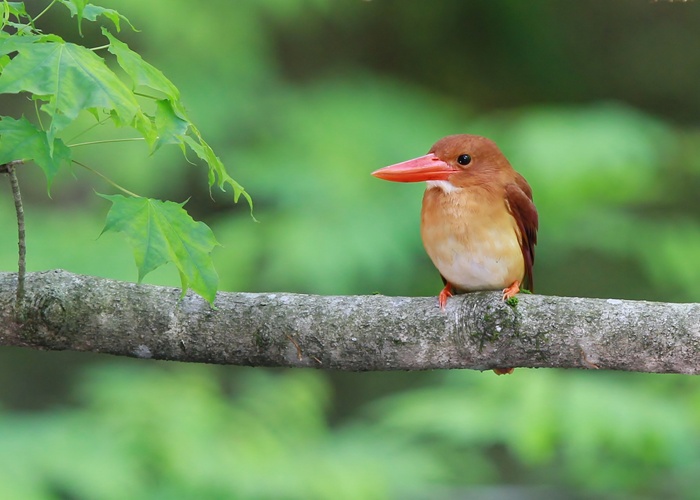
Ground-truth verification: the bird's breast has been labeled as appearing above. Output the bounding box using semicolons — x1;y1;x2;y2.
420;184;524;292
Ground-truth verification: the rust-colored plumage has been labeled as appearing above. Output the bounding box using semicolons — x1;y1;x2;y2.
372;135;538;374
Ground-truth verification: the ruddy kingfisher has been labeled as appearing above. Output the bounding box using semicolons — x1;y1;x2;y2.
372;135;538;373
372;134;538;375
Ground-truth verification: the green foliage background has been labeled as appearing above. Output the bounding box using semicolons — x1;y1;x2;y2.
2;0;700;498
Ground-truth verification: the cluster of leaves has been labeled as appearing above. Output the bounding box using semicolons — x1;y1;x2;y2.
0;0;250;303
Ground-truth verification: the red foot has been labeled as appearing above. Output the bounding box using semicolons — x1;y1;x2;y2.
502;280;521;301
438;282;453;309
493;368;515;375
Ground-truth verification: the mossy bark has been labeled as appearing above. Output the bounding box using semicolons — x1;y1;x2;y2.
2;270;700;373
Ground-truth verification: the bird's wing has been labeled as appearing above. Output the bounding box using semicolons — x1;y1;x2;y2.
505;175;538;291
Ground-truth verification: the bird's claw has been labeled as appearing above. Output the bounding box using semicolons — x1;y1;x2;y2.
502;280;521;301
438;283;453;309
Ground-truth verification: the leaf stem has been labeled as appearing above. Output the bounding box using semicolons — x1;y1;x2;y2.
133;91;158;100
31;0;57;24
66;116;111;143
2;160;27;305
1;3;8;30
34;99;45;131
68;137;145;148
90;44;110;51
72;160;141;198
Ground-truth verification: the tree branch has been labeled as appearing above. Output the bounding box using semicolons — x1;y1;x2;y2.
1;270;699;374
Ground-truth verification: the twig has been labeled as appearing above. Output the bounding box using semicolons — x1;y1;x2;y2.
2;161;27;304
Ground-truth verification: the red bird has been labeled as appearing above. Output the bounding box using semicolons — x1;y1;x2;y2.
372;135;538;372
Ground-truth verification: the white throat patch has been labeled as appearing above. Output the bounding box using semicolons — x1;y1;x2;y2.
426;180;461;193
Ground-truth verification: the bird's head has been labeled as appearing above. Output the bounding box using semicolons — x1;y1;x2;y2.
372;134;510;187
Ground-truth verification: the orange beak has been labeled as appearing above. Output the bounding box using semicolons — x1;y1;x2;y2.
371;153;458;183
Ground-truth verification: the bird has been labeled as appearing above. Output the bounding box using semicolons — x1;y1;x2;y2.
372;135;538;374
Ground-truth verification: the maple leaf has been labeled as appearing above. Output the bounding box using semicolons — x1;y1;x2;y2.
0;116;71;187
0;39;144;144
100;195;220;304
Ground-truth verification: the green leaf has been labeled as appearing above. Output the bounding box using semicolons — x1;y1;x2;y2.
1;2;27;26
102;29;182;151
102;29;178;100
58;0;87;34
59;1;136;34
0;39;141;144
4;2;27;16
154;99;188;150
99;194;220;304
0;116;71;187
0;33;48;56
183;128;254;211
101;29;189;155
1;0;31;33
102;28;252;212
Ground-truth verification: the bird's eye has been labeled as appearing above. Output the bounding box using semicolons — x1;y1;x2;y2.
457;154;472;166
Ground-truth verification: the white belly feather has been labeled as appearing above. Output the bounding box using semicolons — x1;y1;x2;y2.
428;230;522;291
421;182;524;292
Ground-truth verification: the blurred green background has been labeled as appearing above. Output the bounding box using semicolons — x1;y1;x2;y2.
3;0;700;498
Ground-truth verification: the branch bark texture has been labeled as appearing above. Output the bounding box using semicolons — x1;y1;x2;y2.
1;270;700;374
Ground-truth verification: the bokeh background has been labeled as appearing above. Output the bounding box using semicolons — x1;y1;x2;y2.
2;0;700;498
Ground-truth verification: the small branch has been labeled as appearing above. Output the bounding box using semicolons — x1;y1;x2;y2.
2;161;27;305
2;270;700;374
